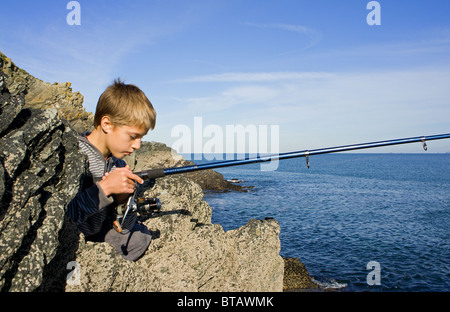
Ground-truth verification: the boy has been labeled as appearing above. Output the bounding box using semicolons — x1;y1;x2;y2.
67;79;156;261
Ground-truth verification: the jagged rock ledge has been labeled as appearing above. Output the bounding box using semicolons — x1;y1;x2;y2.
0;51;317;292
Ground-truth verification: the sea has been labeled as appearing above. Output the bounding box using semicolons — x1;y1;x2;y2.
189;153;450;292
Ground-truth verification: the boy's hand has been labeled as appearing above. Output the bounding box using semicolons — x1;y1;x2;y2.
98;165;144;197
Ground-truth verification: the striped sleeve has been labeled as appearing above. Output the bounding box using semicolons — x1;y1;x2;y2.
66;181;114;227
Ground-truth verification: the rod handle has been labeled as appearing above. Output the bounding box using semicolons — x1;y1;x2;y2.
135;168;165;180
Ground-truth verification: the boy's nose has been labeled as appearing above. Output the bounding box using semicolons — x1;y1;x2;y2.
131;139;141;150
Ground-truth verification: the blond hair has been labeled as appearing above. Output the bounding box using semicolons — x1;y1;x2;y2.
94;79;156;131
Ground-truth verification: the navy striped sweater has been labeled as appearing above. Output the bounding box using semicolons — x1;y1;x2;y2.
67;134;128;237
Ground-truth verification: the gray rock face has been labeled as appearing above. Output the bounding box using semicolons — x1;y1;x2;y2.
0;52;286;292
0;67;87;291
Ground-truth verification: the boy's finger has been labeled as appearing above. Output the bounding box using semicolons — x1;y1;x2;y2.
128;172;144;184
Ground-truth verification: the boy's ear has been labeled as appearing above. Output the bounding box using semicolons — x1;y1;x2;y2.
100;116;113;133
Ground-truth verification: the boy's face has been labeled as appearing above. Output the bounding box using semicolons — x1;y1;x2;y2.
106;124;147;159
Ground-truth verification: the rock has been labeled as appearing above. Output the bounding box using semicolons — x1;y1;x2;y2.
283;257;319;291
0;66;87;291
67;220;284;292
183;168;247;192
0;51;93;133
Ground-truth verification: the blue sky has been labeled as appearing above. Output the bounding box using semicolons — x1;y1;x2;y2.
1;0;450;153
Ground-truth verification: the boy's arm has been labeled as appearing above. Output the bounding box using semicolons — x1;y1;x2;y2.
67;165;143;224
66;181;115;225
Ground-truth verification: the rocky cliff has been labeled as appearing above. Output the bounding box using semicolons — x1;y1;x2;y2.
1;52;92;133
0;51;315;292
0;55;87;291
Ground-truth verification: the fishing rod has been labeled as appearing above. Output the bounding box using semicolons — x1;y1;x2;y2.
136;133;450;179
113;133;450;233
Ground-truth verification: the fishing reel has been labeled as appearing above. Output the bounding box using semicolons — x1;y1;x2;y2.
113;178;161;233
116;196;161;218
134;197;161;216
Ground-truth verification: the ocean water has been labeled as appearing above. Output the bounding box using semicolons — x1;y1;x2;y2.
194;153;450;292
